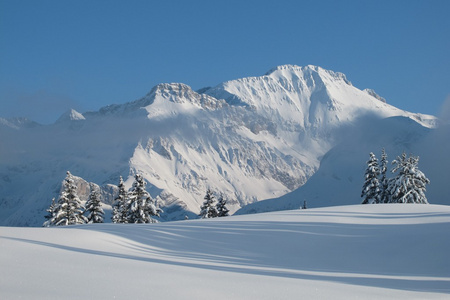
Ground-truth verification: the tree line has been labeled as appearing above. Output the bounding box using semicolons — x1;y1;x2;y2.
111;175;162;224
44;171;230;226
43;172;163;226
44;171;105;226
43;149;429;227
361;149;430;204
198;189;230;219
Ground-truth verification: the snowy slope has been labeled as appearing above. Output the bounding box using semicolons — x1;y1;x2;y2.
0;65;439;226
1;204;449;299
236;114;449;215
236;116;431;214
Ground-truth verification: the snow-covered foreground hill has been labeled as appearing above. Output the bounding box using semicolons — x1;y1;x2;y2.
1;204;449;299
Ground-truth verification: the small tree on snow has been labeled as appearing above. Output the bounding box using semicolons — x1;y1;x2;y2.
112;176;129;224
199;189;218;219
387;152;430;204
85;183;105;223
379;148;390;203
361;152;381;204
127;174;162;223
216;193;230;217
46;171;88;226
43;198;57;227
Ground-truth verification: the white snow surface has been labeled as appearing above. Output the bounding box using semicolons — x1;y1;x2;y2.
1;204;449;299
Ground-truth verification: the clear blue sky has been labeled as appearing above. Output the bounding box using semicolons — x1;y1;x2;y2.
1;0;449;124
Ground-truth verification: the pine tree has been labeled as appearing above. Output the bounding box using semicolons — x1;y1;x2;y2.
112;176;129;224
127;174;162;223
361;152;381;204
199;189;218;219
379;148;390;203
43;198;57;227
388;152;430;204
85;183;105;223
48;171;88;226
216;193;230;217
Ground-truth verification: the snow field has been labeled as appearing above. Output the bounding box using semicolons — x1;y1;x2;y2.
1;204;449;299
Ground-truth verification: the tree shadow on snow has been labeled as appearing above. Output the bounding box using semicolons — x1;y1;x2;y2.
4;213;450;294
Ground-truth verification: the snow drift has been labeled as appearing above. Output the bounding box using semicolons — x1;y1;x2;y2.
1;204;449;299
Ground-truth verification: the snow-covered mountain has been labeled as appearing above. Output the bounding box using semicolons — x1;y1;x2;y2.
0;65;439;226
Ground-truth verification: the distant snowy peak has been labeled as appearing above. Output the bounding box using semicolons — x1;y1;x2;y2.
0;117;20;130
0;117;40;130
148;83;226;109
137;83;227;120
56;109;85;123
94;83;226;120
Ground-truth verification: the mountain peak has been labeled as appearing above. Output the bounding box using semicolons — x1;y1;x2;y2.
264;64;327;75
151;82;192;93
94;83;225;119
149;83;196;102
264;64;307;75
129;83;193;108
264;64;352;86
56;109;85;123
146;82;226;110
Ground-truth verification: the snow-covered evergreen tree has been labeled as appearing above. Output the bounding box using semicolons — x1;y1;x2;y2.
43;198;57;227
361;152;381;204
47;171;88;226
112;202;121;224
85;183;105;223
199;189;218;219
127;174;162;223
216;193;230;217
112;176;129;224
387;152;430;204
379;148;390;203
